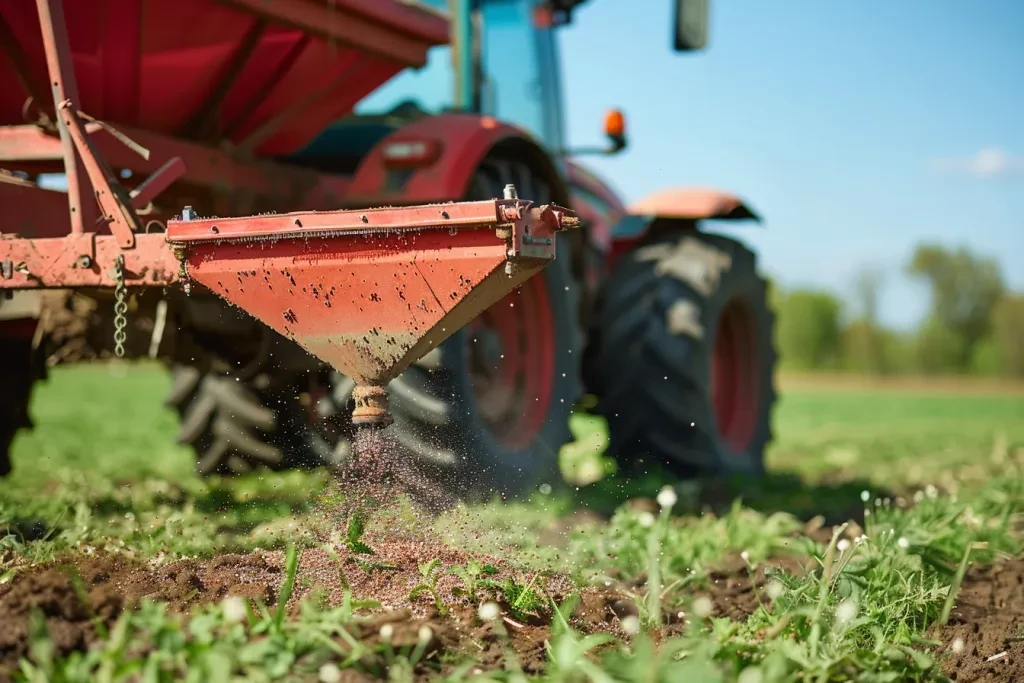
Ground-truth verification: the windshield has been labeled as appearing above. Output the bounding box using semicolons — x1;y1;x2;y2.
357;0;561;150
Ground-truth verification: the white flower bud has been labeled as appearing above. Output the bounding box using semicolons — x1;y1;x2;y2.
836;599;857;624
656;486;678;510
319;663;342;683
478;601;500;622
221;596;247;624
692;596;713;618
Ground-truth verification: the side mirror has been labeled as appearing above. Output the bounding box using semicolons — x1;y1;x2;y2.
673;0;709;52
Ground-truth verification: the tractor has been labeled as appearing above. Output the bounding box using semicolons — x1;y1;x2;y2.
0;0;776;497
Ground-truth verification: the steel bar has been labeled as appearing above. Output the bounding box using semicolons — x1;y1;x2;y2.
34;0;94;234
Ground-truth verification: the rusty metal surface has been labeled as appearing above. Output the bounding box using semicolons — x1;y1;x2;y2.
167;198;577;387
628;187;762;222
0;233;179;289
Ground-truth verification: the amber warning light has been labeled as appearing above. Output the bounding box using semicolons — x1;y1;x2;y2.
603;109;627;153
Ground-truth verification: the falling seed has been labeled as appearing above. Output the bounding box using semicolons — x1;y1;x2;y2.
766;580;785;600
620;615;640;635
897;537;909;549
860;490;871;503
417;624;433;645
952;638;965;654
836;599;857;623
638;512;655;528
379;624;394;641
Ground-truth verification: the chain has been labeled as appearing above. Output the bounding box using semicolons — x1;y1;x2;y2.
113;254;127;358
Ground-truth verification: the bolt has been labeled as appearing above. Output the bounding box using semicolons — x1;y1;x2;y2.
181;206;194;222
503;184;518;200
76;255;93;269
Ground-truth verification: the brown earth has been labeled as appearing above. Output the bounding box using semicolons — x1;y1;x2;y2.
936;558;1024;682
0;537;781;680
777;371;1024;397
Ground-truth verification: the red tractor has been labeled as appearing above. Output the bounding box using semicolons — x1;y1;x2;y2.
0;0;775;496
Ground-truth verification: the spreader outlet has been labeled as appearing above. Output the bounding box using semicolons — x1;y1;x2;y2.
163;195;578;428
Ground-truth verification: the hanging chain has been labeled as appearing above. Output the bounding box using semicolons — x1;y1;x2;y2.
113;254;127;358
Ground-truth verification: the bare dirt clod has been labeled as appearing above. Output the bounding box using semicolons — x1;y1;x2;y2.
937;557;1024;682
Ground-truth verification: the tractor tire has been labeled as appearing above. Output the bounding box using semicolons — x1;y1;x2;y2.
368;156;582;498
164;363;348;475
583;230;776;478
0;327;44;476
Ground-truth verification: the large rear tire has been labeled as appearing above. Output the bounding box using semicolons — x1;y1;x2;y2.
163;363;348;475
584;230;776;477
370;156;582;498
0;324;44;476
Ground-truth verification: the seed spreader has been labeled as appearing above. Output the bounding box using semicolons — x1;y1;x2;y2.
0;0;578;430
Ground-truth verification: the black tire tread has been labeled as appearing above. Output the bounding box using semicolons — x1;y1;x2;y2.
584;230;777;478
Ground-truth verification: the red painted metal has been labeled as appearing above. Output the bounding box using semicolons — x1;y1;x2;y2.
0;124;349;212
0;233;180;288
0;0;448;157
711;300;760;452
0;180;75;239
348;114;536;205
628;188;761;222
165;199;578;426
467;272;556;449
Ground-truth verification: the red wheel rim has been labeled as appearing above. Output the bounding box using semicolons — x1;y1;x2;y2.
711;299;760;452
466;276;556;450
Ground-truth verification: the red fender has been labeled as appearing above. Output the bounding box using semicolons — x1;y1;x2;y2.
627;187;761;222
346;113;568;206
608;187;761;270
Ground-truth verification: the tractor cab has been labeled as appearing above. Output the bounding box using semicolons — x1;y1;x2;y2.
288;0;708;170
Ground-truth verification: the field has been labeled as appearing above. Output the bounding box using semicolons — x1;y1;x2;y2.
2;363;1023;682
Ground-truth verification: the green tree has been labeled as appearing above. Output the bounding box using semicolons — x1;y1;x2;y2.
774;289;843;370
913;316;967;374
906;244;1005;369
842;267;889;374
989;295;1024;377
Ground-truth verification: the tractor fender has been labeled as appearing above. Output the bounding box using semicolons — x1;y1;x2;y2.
608;187;761;268
346;113;571;207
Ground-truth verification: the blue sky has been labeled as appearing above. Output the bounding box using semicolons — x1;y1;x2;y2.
557;0;1024;329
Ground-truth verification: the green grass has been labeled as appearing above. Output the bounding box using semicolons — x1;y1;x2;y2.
4;362;1024;681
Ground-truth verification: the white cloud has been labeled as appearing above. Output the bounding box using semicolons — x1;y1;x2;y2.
930;147;1024;178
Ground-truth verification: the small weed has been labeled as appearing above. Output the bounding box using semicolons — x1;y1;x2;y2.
449;559;500;603
409;559;450;616
344;510;373;555
480;574;546;622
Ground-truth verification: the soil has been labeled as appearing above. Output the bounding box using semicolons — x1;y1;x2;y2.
936;558;1024;682
0;539;780;680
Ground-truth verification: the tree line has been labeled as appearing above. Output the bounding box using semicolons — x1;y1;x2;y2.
770;244;1024;378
